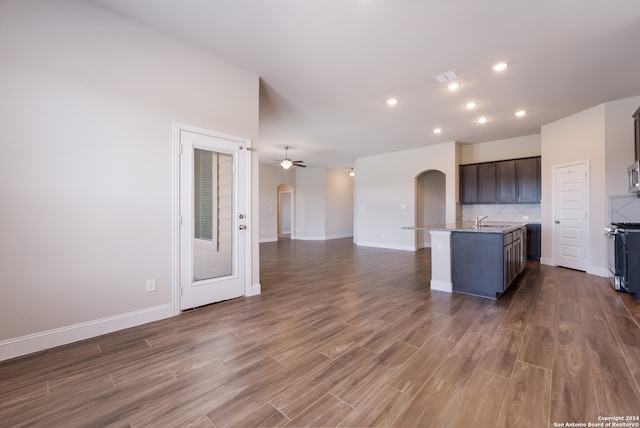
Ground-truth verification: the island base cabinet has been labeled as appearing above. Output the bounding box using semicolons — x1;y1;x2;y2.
451;232;504;299
451;227;526;299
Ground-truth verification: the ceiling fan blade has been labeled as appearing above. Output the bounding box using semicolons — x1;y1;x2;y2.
293;163;306;167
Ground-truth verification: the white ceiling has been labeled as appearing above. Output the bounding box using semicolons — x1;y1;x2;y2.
89;0;640;170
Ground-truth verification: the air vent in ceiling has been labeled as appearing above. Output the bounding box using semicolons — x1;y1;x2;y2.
433;69;459;84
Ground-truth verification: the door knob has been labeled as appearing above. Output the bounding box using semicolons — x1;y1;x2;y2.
555;220;560;224
239;224;246;230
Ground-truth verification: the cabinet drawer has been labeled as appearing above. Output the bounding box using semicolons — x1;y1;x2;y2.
504;232;513;246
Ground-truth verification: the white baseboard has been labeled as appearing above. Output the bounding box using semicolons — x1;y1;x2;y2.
430;280;452;293
250;282;262;296
294;234;353;241
0;304;175;362
538;258;610;278
355;241;416;251
587;266;611;278
540;257;554;266
325;233;353;240
259;237;278;243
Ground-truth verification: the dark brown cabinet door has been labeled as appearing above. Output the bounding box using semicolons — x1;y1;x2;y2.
477;163;496;203
460;164;478;204
496;160;516;203
516;157;540;203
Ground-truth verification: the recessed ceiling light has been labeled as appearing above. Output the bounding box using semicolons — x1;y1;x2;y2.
447;82;460;91
466;101;477;109
387;98;397;106
492;62;508;72
433;128;442;134
515;110;526;117
478;116;488;124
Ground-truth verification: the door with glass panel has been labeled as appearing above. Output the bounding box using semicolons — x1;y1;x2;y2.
179;130;246;310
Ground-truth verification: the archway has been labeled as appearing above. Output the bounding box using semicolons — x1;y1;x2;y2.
277;183;294;239
416;170;446;248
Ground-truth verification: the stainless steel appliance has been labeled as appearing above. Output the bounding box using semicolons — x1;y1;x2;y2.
605;222;640;299
605;225;623;290
628;161;640;193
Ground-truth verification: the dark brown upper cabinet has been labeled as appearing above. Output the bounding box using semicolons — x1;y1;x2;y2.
460;164;478;204
459;156;541;204
477;163;497;203
515;157;541;203
496;160;516;203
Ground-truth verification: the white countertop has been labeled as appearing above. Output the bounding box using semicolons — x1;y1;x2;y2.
402;222;527;234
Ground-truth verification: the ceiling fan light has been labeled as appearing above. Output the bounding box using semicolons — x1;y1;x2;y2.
281;159;293;169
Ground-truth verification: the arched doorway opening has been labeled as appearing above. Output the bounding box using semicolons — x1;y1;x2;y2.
416;170;446;249
277;183;294;239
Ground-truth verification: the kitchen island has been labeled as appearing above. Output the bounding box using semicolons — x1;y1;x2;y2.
403;222;527;299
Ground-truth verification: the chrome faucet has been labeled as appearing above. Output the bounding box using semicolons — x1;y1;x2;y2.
474;215;488;227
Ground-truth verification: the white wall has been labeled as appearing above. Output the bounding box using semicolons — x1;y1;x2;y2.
258;166;290;242
460;134;541;164
0;0;259;357
354;142;459;251
416;171;446;248
541;104;607;275
294;168;326;239
259;166;353;242
325;169;354;239
540;97;640;275
605;96;640;199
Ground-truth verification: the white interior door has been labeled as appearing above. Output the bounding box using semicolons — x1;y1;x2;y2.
554;162;589;271
179;129;247;310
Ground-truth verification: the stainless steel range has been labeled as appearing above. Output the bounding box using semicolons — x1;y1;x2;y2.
605;222;640;300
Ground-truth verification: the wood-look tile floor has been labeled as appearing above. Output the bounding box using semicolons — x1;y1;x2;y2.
2;238;640;427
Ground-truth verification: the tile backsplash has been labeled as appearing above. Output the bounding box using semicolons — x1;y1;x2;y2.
609;194;640;223
462;204;541;224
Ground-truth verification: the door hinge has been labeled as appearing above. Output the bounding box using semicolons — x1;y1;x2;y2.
179;144;183;155
180;215;183;226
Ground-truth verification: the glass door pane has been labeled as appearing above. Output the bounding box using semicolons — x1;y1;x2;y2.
193;148;233;281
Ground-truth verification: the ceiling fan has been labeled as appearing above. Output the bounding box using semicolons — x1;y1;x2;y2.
277;146;306;169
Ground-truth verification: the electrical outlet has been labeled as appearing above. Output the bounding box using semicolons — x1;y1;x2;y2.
146;278;156;292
